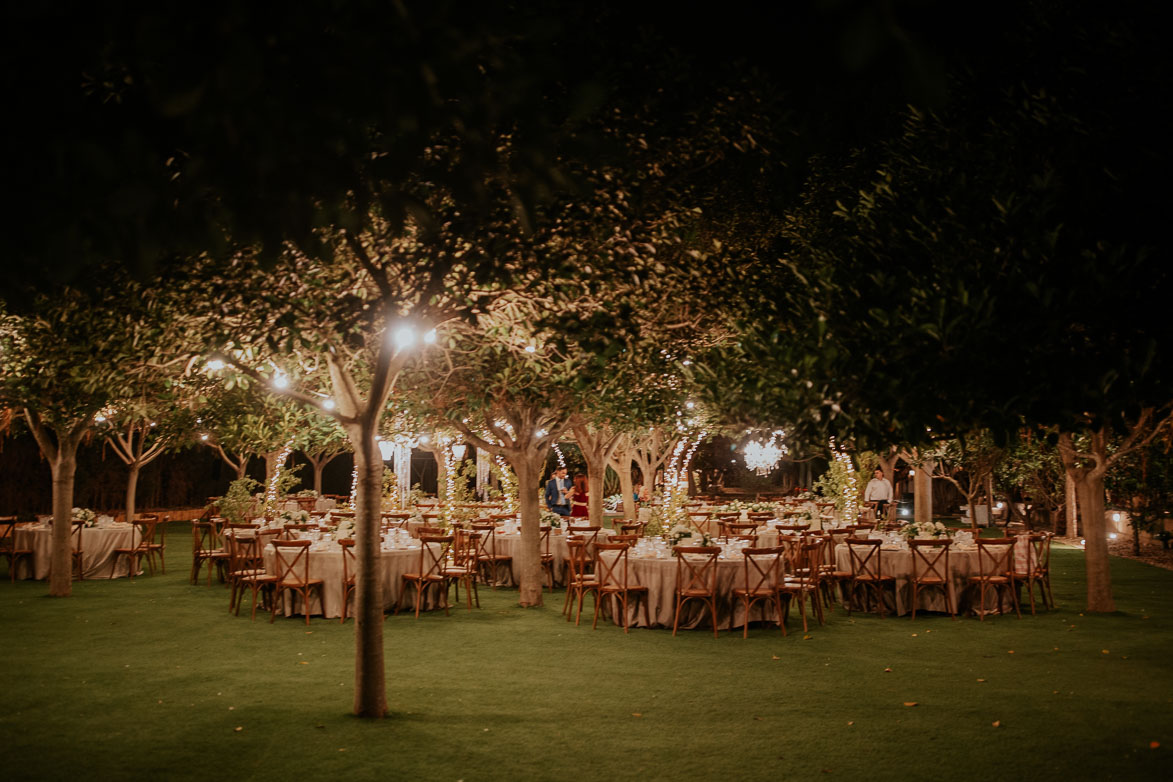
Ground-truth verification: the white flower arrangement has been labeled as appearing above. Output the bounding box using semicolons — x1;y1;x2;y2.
668;524;712;547
540;510;563;529
333;515;356;541
278;509;311;524
901;520;949;539
603;494;623;513
71;507;97;527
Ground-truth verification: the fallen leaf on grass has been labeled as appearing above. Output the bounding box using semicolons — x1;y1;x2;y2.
847;721;854;726
883;667;893;673
1150;741;1160;749
1102;650;1110;655
753;716;763;721
992;720;1001;728
234;727;243;732
910;633;918;637
1007;650;1015;654
803;635;812;640
632;713;642;718
976;679;986;683
771;655;780;661
903;702;918;707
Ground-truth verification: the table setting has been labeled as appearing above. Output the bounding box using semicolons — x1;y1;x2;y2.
14;512;140;580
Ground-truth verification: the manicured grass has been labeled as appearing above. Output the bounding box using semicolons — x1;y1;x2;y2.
1;523;1170;781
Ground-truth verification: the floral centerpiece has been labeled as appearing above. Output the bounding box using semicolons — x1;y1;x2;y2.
278;508;311;525
331;513;356;540
602;494;623;513
901;520;949;540
71;507;97;527
667;524;713;547
786;502;821;526
295;489;318;498
540;509;563;529
712;500;778;515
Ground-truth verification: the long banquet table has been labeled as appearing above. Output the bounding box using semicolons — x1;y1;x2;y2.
13;523;141;580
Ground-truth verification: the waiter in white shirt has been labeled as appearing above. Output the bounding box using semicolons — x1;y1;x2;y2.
863;468;894;519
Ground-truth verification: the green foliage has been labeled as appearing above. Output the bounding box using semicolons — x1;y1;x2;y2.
212;476;262;525
813;455;861;517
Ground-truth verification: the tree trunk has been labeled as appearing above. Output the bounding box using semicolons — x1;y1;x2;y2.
49;448;79;597
511;454;545;607
1065;472;1078;537
125;463;140;524
433;450;447;503
914;461;934;524
313;461;325;494
349;424;387;718
1074;470;1114;612
264;450;282;488
613;446;636;521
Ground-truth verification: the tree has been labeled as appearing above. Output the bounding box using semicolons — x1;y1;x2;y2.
300;415;350;495
924;433;1003;531
0;281;165;596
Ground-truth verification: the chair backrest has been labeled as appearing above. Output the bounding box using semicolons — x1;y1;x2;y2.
226;522;260;531
490;513;517;522
674;546;720;595
741;546;783;594
1028;533;1052;573
796;538;825;585
619;522;646;537
416;534;453;578
566;539;593;582
339;539;356;583
910;540;951;583
728;522;760;536
567;526;601;556
272;540;313;584
778;523;810;533
0;518;18;550
192;520;219;554
846;539;883;579
133;518;157;551
452;530;481;568
610;534;640;545
687;513;709;533
595;542;633;589
746;512;775;522
416;526;446;537
976;538;1016;578
539;526;552;556
70;520;85;551
224;530;262;571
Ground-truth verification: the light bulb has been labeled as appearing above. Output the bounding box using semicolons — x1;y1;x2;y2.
524;345;536;353
423;328;437;344
272;374;289;389
200;434;209;441
392;325;415;350
322;399;336;410
205;359;225;371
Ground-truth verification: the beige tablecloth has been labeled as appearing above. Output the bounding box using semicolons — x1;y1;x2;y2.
493;528;615;587
14;524;141;580
262;543;439;619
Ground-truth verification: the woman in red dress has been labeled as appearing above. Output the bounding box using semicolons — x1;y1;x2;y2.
568;473;590;518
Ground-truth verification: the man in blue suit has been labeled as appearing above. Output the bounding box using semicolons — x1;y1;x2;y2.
544;466;571;516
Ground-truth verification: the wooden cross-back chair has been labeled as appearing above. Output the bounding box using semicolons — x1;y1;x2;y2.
225;531;273;619
444;530;481;611
909;540;954;619
781;538;827;632
396;534;453;618
967;538;1020;621
470;523;511;587
190;520;229;585
845;539;895;617
593;542;649;633
733;546;785;638
563;539;600;625
112;518;157;580
269;540;324;625
672;546;721;638
538;526;556;591
339;539;358;623
0;517;33;582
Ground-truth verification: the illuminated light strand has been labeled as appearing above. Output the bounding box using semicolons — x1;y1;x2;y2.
494;455;517;515
348;465;359;510
266;437;296;516
552;443;567;469
743;429;787;475
443;445;457;527
829;436;860;522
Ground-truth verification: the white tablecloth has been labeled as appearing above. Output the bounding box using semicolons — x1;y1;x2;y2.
14;524;141;580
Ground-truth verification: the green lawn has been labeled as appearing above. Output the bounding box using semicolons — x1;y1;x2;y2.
1;524;1170;782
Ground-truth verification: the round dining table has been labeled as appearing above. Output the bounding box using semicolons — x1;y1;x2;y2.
13;522;141;580
262;540;441;619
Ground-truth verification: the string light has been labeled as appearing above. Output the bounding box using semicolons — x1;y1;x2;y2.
266;437;296;515
553;443;567;469
494;456;517;514
829;436;860;522
348;465;359;510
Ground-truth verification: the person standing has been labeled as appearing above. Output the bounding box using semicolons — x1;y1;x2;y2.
863;468;894;519
569;472;590;518
544;466;572;516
